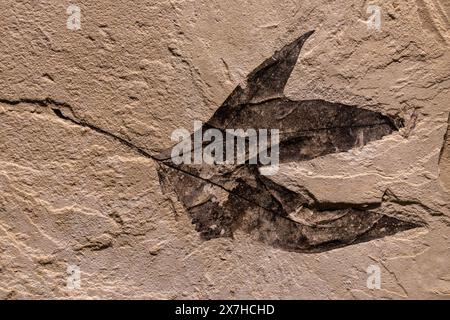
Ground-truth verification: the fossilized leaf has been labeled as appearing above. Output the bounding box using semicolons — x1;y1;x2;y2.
157;31;420;253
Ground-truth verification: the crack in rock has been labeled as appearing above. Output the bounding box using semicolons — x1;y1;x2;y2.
0;97;318;231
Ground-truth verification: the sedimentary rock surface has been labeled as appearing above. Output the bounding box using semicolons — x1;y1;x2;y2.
0;0;449;299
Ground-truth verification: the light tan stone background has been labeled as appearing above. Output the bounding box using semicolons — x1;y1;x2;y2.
0;0;449;299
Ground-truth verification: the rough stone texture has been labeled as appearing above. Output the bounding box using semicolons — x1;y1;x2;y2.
0;0;449;299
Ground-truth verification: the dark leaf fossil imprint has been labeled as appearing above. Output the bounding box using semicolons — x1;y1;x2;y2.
157;30;421;253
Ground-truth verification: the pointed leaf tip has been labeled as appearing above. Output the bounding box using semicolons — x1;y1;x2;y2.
244;30;315;103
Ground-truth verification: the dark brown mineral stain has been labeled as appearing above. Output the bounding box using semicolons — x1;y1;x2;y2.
157;30;421;253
